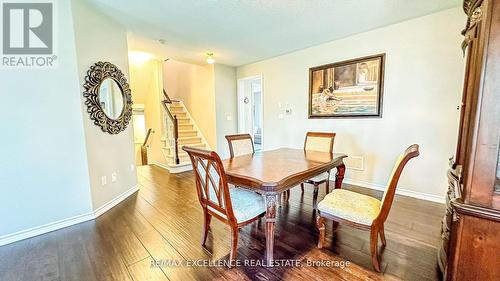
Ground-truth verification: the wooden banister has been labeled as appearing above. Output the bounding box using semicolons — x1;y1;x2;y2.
173;117;179;165
142;128;153;147
140;128;154;165
163;89;172;104
161;90;180;165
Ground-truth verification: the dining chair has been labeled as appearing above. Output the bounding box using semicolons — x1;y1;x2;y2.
183;146;265;263
316;144;420;272
286;132;336;206
225;133;291;208
225;134;255;158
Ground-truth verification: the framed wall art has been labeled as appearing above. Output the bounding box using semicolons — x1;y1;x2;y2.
308;54;385;118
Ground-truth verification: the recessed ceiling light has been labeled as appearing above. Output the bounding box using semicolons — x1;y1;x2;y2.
206;52;215;64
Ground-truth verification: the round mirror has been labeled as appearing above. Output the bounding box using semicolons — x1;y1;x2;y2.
98;78;124;119
83;62;132;134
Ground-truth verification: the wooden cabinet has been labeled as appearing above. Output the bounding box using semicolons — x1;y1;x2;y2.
438;0;500;280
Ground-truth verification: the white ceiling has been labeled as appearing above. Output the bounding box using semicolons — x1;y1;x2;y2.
88;0;461;66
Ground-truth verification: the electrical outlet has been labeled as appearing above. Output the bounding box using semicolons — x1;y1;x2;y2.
111;172;117;182
130;164;135;171
101;176;107;186
226;115;232;121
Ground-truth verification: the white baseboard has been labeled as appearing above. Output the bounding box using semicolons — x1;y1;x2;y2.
0;185;139;247
0;212;95;247
343;178;445;204
94;185;139;218
152;161;192;174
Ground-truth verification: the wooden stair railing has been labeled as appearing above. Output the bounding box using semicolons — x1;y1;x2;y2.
140;128;154;165
161;90;180;164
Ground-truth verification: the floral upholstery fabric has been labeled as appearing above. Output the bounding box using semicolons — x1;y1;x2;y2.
304;135;332;184
317;189;381;226
231;139;254;157
208;187;265;223
305;136;332;152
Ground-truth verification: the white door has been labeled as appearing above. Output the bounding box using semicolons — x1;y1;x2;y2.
237;76;263;151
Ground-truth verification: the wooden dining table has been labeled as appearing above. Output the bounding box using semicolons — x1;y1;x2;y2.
222;148;347;265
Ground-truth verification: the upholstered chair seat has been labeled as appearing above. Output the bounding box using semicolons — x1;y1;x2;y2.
316;144;420;272
207;187;265;223
317;189;381;226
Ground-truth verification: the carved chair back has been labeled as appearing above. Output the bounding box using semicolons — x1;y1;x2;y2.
183;146;236;223
375;144;420;224
304;132;336;153
225;134;255;158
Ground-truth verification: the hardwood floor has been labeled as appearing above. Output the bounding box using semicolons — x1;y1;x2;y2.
0;165;445;281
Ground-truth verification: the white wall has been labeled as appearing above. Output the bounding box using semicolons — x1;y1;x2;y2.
162;60;238;157
72;0;137;210
163;60;217;149
0;1;93;237
237;8;466;199
214;64;237;159
129;59;165;166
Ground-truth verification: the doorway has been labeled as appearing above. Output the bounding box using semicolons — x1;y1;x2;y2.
132;105;146;166
237;75;263;151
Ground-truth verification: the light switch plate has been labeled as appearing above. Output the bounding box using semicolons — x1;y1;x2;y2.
101;176;107;186
111;172;117;182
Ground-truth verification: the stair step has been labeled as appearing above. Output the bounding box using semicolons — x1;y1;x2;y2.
178;130;197;137
177;118;191;125
178;124;194;130
162;143;205;154
166;153;190;161
162;101;206;167
171;111;187;117
165;150;188;155
179;143;205;150
178;137;202;145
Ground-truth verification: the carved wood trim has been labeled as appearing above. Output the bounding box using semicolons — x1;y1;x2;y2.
82;62;133;134
462;0;484;35
451;198;500;222
461;0;484;52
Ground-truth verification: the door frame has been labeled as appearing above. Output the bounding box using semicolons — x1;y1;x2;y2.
237;74;264;150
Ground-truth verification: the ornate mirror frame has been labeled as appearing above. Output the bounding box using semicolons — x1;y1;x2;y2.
83;61;133;134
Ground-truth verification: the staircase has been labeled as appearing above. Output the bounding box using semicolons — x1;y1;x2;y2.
161;100;209;172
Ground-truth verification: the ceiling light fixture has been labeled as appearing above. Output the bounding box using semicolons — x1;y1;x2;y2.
128;51;153;65
206;52;215;64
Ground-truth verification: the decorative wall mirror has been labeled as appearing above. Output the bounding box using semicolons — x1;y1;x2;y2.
83;61;132;134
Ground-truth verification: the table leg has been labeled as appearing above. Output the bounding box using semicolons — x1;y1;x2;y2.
335;162;346;189
264;193;278;266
